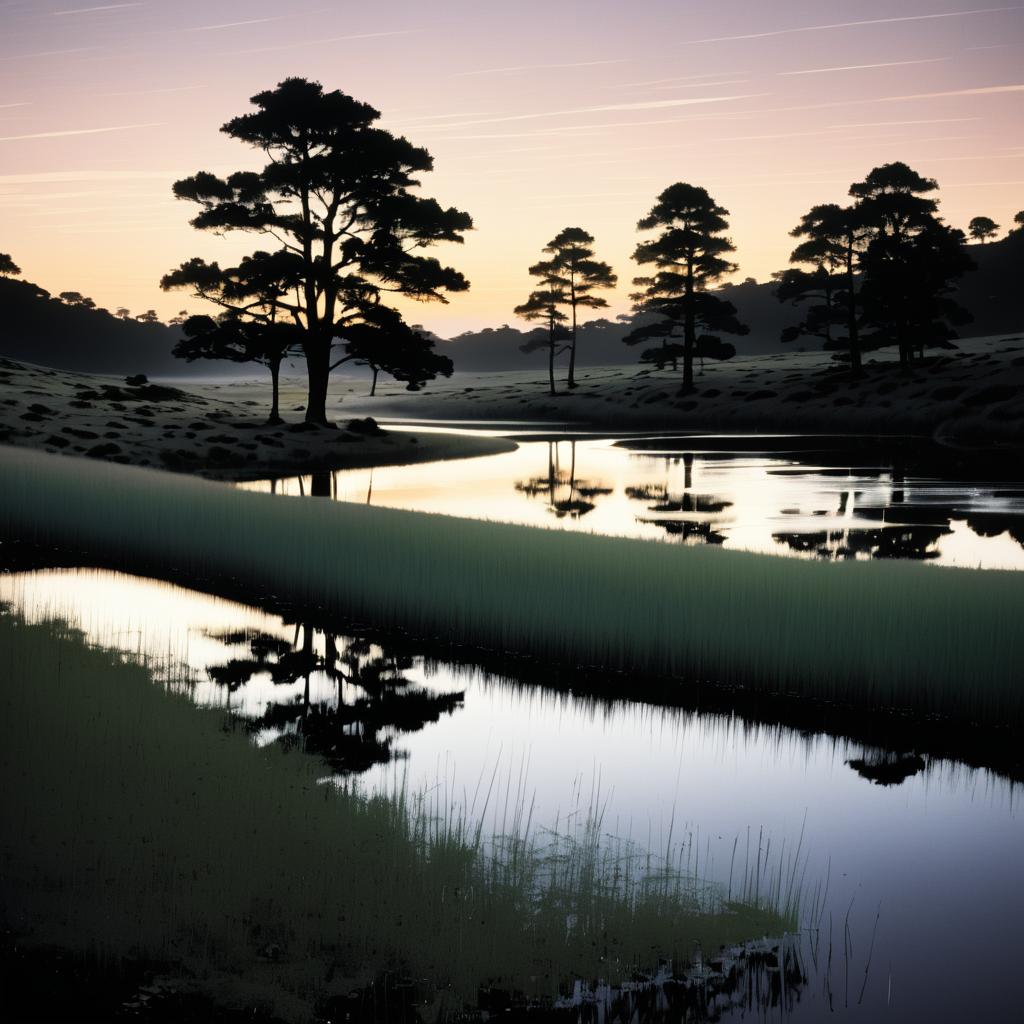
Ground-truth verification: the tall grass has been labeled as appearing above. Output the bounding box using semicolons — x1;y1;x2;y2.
2;445;1023;727
0;609;792;1020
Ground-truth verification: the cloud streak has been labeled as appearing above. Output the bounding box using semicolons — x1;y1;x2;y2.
883;83;1024;101
413;93;763;133
680;7;1024;44
451;58;627;77
52;3;143;14
188;16;287;32
609;71;748;88
0;122;164;142
218;29;419;57
0;46;97;62
0;170;175;185
780;58;949;76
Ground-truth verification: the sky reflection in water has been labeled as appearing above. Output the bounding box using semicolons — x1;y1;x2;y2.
241;437;1024;570
2;565;1022;1020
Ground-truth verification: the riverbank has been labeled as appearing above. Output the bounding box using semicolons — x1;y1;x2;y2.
0;608;790;1021
0;357;515;479
335;333;1024;446
3;446;1021;728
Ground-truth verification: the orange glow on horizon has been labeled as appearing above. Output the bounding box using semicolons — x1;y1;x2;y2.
1;1;1021;336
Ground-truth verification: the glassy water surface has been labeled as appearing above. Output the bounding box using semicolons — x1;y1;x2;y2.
240;433;1024;570
2;565;1021;1022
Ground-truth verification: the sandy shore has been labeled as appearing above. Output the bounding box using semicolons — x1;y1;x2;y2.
330;333;1024;446
0;358;515;479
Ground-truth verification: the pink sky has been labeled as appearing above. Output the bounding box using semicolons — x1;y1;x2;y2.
1;0;1022;335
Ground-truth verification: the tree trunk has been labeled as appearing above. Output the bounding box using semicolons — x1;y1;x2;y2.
304;339;332;426
567;286;578;389
682;265;695;390
846;243;862;377
267;358;283;425
548;324;557;396
370;366;379;397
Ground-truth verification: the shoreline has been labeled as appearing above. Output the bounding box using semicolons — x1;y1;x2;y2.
0;356;516;481
5;540;1021;782
332;333;1024;448
3;446;1022;731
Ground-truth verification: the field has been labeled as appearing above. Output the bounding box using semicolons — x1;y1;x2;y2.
0;356;514;479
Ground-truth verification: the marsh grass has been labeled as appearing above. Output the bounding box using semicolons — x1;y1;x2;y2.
2;446;1021;726
0;609;791;1020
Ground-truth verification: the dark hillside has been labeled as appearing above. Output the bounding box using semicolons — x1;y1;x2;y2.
0;277;186;376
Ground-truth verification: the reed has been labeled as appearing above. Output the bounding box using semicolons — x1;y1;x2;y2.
2;445;1022;727
0;609;791;1019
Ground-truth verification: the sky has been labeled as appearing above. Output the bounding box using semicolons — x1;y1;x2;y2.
1;0;1022;336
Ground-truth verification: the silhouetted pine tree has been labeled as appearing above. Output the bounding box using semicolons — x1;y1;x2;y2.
514;283;571;396
526;228;616;388
852;163;974;368
626;183;747;387
968;216;999;243
162;78;471;425
775;203;868;373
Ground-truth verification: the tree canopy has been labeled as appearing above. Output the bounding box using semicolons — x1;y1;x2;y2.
514;281;571;397
175;313;302;423
162;77;472;425
626;183;747;385
526;228;616;388
340;306;453;395
58;291;95;309
848;162;939;239
852;163;973;366
968;216;999;243
775;202;867;372
0;253;21;277
775;163;974;370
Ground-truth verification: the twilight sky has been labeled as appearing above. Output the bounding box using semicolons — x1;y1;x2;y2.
1;0;1022;335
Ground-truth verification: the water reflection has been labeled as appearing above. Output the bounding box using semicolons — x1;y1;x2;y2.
207;625;463;773
847;752;928;787
2;565;1023;1021
242;435;1024;570
514;440;613;518
624;452;734;542
773;525;951;561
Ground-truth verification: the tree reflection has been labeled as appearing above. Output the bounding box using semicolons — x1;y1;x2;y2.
625;452;733;542
772;525;950;561
205;626;463;774
514;440;612;518
847;752;927;786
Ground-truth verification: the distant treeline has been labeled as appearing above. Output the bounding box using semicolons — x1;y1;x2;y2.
1;77;1022;408
440;230;1022;373
0;275;191;376
3;229;1019;381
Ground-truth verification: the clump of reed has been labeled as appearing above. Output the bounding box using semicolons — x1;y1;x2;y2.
0;609;790;1020
2;446;1022;727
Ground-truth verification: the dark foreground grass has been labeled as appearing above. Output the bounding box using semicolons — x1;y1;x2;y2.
0;610;790;1021
1;446;1022;728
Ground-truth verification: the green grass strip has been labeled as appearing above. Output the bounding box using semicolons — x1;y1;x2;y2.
2;445;1022;727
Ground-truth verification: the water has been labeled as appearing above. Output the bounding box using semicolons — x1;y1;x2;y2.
2;563;1021;1022
241;433;1024;570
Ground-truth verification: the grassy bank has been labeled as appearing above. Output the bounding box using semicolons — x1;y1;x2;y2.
338;333;1024;447
2;446;1023;727
0;356;516;479
0;609;790;1020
